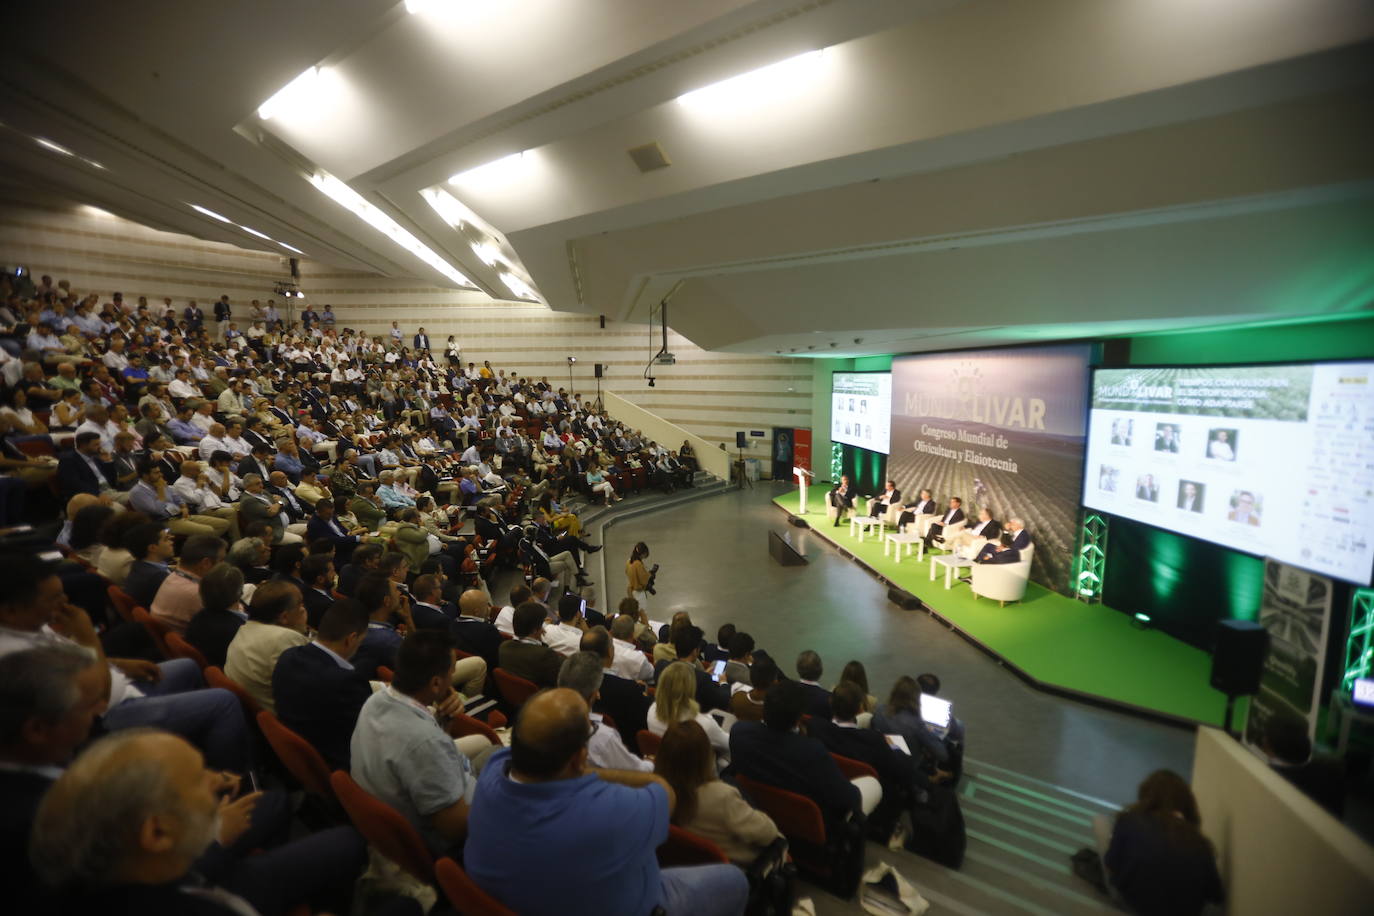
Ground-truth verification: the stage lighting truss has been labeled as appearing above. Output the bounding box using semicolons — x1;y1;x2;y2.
1074;512;1108;605
829;442;842;483
1340;587;1374;693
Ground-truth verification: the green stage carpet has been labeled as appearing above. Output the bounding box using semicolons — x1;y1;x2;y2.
774;491;1237;727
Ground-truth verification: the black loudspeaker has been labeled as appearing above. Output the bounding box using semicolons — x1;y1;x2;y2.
1210;620;1268;696
599;314;606;329
768;531;807;566
288;257;300;279
736;431;747;449
888;587;922;610
594;363;603;379
788;516;809;529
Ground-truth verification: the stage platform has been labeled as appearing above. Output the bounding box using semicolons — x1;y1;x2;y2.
774;490;1239;728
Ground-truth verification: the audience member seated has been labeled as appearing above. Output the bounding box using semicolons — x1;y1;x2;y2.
730;680;881;823
723;631;755;685
29;730;366;916
350;571;414;680
184;563;249;669
493;583;531;637
648;661;731;768
451;587;503;671
408;572;456;630
272;599;374;770
122;521;175;608
794;648;832;720
337;542;382;597
872;675;954;781
497;599;564;688
1096;770;1225;916
150;534;226;634
223;580;309;713
350;630;484;855
545;592;590;656
609;613;655;681
1261;711;1346;818
298;553;336;629
654;625;730;713
579;625;652;750
558;650;652;771
464;687;749;916
656;720;783;864
838;659;879;724
0;552;249;772
730;655;778;723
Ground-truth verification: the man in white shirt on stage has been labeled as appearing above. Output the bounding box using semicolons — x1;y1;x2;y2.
867;479;902;519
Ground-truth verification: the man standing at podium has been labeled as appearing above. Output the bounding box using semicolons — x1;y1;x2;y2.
829;475;855;527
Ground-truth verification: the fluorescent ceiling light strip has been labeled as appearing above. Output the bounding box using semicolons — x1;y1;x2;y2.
36;137;73;155
677;49;824;109
80;158;106;170
278;242;304;254
449;151;524;187
499;271;538;301
258;67;321;121
471;242;502;266
310;172;473;288
238;225;272;240
190;204;233;223
421;188;478;231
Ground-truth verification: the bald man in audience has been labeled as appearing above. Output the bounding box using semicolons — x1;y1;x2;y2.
465;687;748;916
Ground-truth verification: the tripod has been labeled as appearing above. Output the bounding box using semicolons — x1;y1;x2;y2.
733;448;753;490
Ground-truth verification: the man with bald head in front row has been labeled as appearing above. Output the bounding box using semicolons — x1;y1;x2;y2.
465;687;749;916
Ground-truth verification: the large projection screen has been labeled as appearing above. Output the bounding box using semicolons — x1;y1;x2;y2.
831;371;892;454
888;345;1091;593
1083;362;1374;585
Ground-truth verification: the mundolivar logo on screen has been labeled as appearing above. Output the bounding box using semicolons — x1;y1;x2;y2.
903;360;1047;430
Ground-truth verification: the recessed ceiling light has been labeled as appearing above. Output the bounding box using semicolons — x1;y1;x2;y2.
449;151;525;188
35;138;73;156
677;49;825;111
310;171;473;288
190;204;233;223
238;225;271;240
257;66;327;121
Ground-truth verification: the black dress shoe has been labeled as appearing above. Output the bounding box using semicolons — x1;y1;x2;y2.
587;544;603;553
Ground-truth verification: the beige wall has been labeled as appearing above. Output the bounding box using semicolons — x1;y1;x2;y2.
0;201;811;447
1191;727;1374;916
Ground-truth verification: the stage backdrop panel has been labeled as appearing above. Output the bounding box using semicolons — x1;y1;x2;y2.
889;345;1092;594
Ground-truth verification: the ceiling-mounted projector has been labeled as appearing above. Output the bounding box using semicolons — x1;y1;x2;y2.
654;353;676;365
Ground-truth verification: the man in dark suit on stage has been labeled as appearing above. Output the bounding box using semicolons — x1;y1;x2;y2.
867;479;902;518
272;600;373;770
923;496;964;550
829;475;855;527
975;518;1030;564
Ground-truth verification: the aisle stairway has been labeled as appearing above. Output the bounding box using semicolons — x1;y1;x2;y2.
820;757;1123;916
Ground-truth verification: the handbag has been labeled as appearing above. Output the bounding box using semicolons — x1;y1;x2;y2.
904;783;966;869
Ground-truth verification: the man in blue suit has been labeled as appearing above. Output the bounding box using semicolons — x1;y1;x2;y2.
975;518;1030;564
272;599;373;769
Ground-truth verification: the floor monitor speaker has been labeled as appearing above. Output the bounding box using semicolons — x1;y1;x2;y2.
887;587;922;610
768;530;807;566
1211;620;1268;696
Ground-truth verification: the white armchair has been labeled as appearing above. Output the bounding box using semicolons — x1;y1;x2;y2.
864;497;904;526
926;519;965;552
826;501;857;525
970;543;1034;605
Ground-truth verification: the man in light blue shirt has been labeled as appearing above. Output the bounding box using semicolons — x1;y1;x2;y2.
376;471;416;511
350;630;481;854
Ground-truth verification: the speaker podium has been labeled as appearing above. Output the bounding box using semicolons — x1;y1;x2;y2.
794;466;814;513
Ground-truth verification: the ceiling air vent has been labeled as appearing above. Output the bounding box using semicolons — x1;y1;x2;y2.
627;142;671;173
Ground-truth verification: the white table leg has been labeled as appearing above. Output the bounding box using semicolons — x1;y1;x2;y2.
929;559;937;582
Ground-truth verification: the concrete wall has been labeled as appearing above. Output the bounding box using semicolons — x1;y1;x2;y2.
601;390;729;481
1191;727;1374;916
0;200;812;448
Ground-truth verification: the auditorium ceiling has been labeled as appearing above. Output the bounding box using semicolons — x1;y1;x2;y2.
2;0;1372;356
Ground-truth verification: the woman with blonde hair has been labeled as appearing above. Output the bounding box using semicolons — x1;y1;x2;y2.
655;720;781;864
648;661;731;765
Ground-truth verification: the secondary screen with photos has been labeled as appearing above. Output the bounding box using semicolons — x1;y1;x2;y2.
832;371;892;454
1083;362;1374;584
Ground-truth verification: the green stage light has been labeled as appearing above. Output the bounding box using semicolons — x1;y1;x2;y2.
1134;613;1151;623
1073;513;1108;604
830;442;842;482
1341;588;1374;693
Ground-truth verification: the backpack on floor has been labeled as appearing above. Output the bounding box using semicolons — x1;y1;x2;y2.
905;784;966;869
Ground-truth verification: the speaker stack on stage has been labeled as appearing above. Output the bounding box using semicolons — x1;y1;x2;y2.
887;587;922;610
1211;619;1269;734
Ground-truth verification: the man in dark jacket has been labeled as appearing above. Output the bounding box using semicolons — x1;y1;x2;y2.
56;432;112;500
272;600;374;770
580;625;652;751
496;601;563;688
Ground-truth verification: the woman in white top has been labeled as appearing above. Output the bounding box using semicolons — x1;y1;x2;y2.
648;662;731;766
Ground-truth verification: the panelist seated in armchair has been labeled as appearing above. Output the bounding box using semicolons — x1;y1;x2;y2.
950;507;1001;558
894;488;936;532
828;475;856;527
922;497;965;550
974;519;1030;564
866;480;902;519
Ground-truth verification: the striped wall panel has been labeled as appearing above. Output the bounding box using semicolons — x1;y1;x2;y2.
1;202;813;446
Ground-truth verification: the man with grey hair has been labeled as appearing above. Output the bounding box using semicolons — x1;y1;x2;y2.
29;729;366;914
0;645;109;910
974;517;1031;564
558;650;651;772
